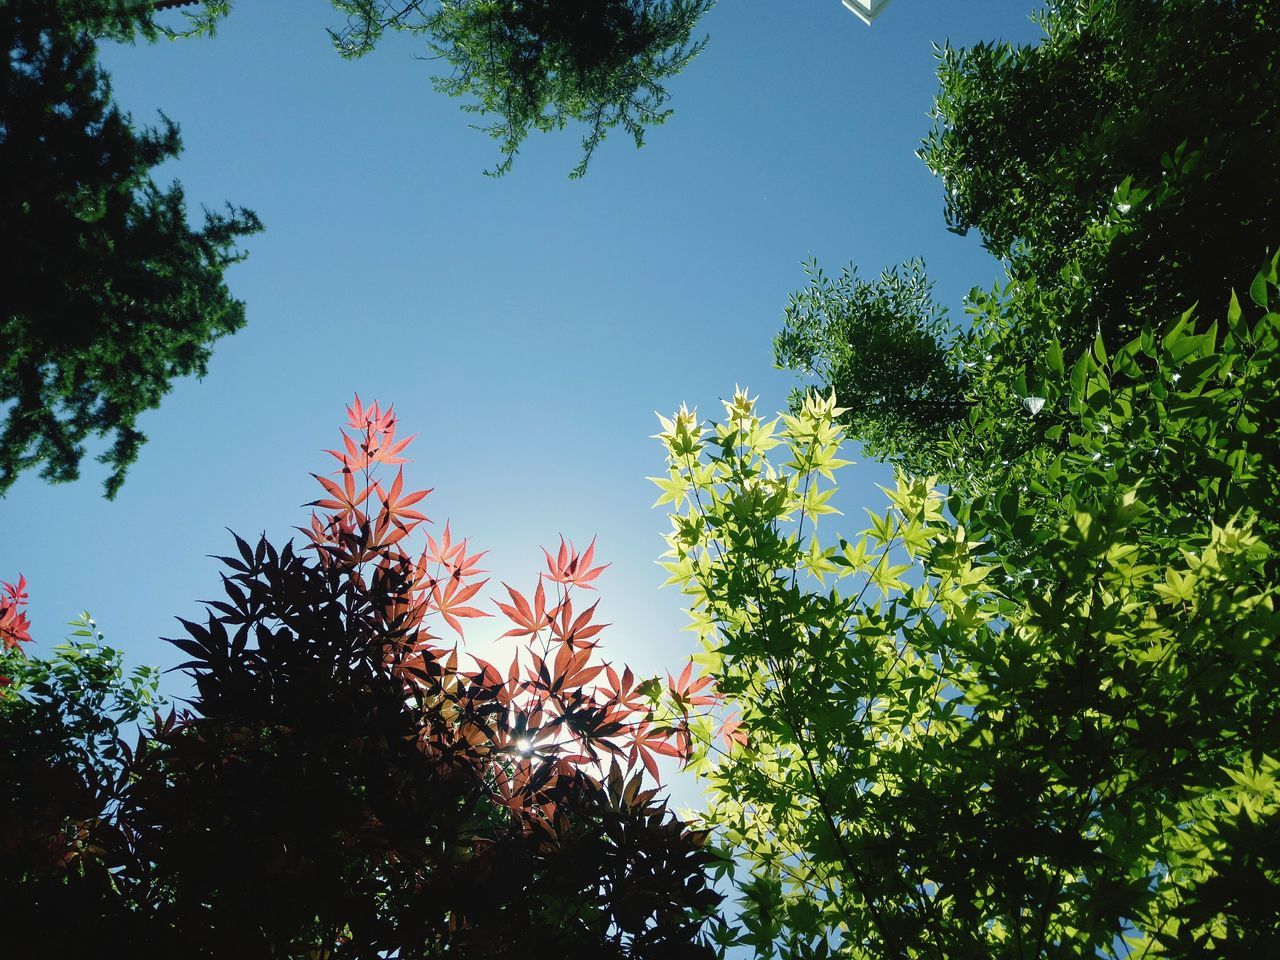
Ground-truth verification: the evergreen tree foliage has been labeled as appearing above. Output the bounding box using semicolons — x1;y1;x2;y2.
921;0;1279;341
177;0;715;177
0;0;260;498
773;259;969;466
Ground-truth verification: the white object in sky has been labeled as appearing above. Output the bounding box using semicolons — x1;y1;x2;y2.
842;0;895;25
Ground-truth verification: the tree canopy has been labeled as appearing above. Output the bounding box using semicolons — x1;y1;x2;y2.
655;1;1280;954
657;264;1280;954
0;399;723;958
776;0;1279;486
0;0;260;498
178;0;716;177
921;0;1279;341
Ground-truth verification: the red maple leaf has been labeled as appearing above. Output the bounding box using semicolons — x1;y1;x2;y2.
627;721;684;781
430;576;491;638
547;641;606;694
494;580;553;640
374;467;431;528
1;574;32;652
424;522;486;580
718;713;748;751
600;664;645;711
542;536;609;591
548;596;607;648
667;660;719;709
310;469;371;517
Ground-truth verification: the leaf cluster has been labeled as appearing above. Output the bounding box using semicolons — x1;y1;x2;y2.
328;0;715;177
0;0;260;497
0;399;723;958
0;623;164;953
776;0;1280;490
655;263;1280;956
161;0;716;177
773;259;970;466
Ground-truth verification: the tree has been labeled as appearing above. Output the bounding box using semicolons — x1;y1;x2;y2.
773;259;969;468
0;0;261;498
179;0;716;177
921;0;1280;342
655;258;1280;955
0;609;166;950
776;0;1280;487
742;5;1280;952
1;399;725;958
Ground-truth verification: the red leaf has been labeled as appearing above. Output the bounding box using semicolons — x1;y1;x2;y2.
719;713;748;751
0;573;32;651
548;597;608;647
310;471;370;516
668;660;718;708
542;535;610;591
495;581;551;640
431;577;492;638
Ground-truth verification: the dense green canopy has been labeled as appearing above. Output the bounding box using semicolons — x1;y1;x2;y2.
0;0;259;498
777;0;1279;486
661;267;1280;955
663;1;1280;955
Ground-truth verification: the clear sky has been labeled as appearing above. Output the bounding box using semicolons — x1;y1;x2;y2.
4;0;1041;801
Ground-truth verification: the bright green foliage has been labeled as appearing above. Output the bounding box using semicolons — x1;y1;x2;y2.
655;263;1280;956
1;0;261;497
0;613;163;776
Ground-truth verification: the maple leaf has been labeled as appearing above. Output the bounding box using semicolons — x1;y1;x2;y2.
368;418;415;467
373;467;431;528
718;712;748;751
667;660;718;709
346;394;394;434
430;576;491;638
2;574;27;606
548;596;608;648
324;429;368;472
0;574;32;652
600;664;645;711
542;535;610;590
627;720;683;781
547;641;606;694
550;690;626;758
469;657;506;691
343;395;416;467
345;393;370;429
366;401;396;436
424;522;487;579
494;580;552;640
310;469;371;517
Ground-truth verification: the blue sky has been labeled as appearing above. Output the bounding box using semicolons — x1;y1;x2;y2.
4;0;1040;765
